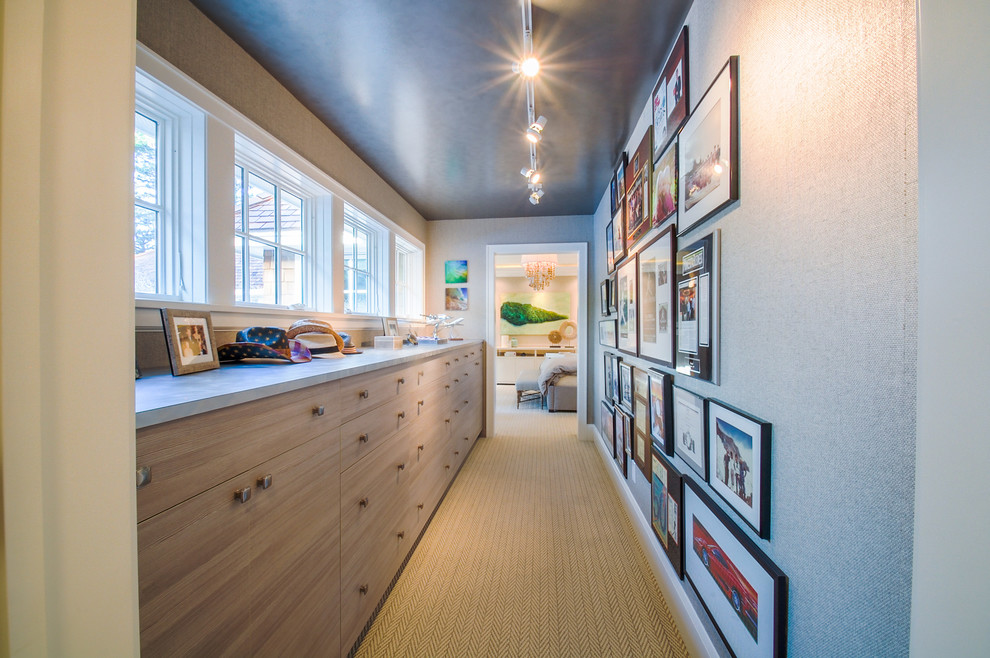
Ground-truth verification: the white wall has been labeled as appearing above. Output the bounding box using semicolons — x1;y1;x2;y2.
911;1;990;654
1;0;139;654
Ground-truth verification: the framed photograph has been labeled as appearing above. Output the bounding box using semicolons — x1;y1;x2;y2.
707;399;773;538
444;259;468;283
600;400;616;455
652;138;678;228
445;286;468;311
606;220;616;273
383;317;399;336
612;207;627;265
676;230;719;383
617;409;633;478
614;151;628;202
160;308;220;376
603;352;613;400
608;274;618;314
678;56;739;235
618;361;634;413
616;257;638;356
625;128;653;252
609;173;619;216
632;366;652;479
652;26;689;157
600;279;610;316
673;385;707;479
651;447;684;578
614;407;627;469
609;353;622;404
637;227;676;368
684;478;788;658
648;370;674;455
599;319;618;348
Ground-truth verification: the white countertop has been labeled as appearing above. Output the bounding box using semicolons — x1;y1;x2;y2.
136;340;484;429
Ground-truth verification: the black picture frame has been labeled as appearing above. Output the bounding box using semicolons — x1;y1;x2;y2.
600;278;611;316
606;353;622;405
673;384;707;479
618;361;634;413
608;274;618;314
616;257;638;356
625;127;653;253
651;447;684;578
617;408;633;478
706;398;773;539
676;229;719;384
648;369;674;455
606;220;616;273
632;366;652;479
599;319;618;349
684;478;788;658
610;173;619;216
600;400;616;455
652;26;689;157
614;151;628;202
637;226;676;368
678;56;740;236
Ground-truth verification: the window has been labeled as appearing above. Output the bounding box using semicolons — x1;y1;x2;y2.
394;235;424;318
233;164;306;306
133;110;163;295
343;204;386;314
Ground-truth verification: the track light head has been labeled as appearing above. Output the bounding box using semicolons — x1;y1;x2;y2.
525;116;547;143
513;56;540;78
521;167;535;178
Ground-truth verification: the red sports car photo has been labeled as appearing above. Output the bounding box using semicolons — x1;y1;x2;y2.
693;518;759;640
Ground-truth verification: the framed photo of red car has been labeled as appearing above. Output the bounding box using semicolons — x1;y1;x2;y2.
648;370;674;455
651;447;683;577
678;56;739;236
684;478;788;658
707;399;773;538
637;227;676;368
652;26;689;157
616;257;638;356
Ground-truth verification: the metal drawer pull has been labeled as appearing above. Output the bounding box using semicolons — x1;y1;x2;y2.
358;433;369;443
418;400;424;407
454;378;460;383
445;385;450;391
397;463;406;471
445;418;451;424
464;436;469;441
418;504;424;510
359;389;369;399
234;487;252;504
445;361;450;366
313;405;325;417
359;585;368;595
445;465;450;470
398;411;406;419
398;377;406;385
397;531;405;539
136;465;152;489
257;474;273;490
359;498;369;508
418;444;425;452
454;451;460;456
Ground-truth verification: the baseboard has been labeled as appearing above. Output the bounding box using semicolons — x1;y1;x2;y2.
585;422;722;658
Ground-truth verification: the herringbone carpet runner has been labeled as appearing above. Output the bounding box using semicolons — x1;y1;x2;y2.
355;386;689;657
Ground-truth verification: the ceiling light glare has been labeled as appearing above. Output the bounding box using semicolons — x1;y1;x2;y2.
529;171;541;185
520;56;540;77
525;115;547;143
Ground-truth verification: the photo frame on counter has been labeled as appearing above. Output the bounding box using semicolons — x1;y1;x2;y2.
652;138;678;229
673;384;707;479
637;227;676;368
678;56;739;235
383;317;399;336
652;26;689;157
676;229;719;384
684;478;788;658
625;127;653;252
618;361;634;413
599;319;618;349
648;370;674;455
632;367;652;479
160;308;220;376
616;257;638;356
707;398;773;539
651;447;684;578
606;221;617;273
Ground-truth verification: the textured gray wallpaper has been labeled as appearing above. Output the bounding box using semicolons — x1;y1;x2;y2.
593;0;919;655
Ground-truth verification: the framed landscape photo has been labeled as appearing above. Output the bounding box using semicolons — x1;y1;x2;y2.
652;26;689;157
616;257;638;356
673;385;707;479
618;361;634;413
651;447;684;578
678;56;739;235
632;367;652;479
676;229;720;384
445;286;469;311
160;308;220;376
606;221;616;273
684;478;788;658
652;138;678;229
637;227;676;368
599;319;618;349
707;399;773;538
648;370;674;455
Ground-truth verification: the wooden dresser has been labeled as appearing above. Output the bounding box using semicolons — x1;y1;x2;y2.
135;343;484;657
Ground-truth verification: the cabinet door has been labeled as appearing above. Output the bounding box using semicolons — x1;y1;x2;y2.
250;431;341;657
138;473;255;657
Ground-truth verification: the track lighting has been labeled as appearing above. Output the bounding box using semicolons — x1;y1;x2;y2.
525;116;547;144
512;56;541;78
528;186;545;205
520;167;542;185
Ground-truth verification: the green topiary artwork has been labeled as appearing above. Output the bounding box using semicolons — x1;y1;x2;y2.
500;301;568;326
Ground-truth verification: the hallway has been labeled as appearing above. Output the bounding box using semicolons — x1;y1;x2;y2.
355;387;689;657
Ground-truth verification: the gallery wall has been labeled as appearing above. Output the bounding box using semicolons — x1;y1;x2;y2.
592;0;918;655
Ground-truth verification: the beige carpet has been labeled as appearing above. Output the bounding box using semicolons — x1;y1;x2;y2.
354;386;689;658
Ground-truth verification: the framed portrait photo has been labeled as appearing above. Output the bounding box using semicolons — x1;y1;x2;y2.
676;229;720;384
599;319;618;349
673;384;707;479
678;56;739;235
652;138;678;229
707;399;773;538
618;361;634;413
651;447;684;578
652;26;689;157
616;257;638;356
160;308;220;376
648;370;674;455
637;226;676;368
684;478;788;658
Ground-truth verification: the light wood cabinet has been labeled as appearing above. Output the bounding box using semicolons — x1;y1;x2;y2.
136;343;485;657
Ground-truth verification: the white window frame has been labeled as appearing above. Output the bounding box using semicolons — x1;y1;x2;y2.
134;68;206;302
394;234;424;318
343;203;387;315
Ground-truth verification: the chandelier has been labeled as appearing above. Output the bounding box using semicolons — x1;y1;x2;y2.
521;254;557;290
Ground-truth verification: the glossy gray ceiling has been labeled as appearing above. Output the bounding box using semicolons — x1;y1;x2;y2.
189;0;692;220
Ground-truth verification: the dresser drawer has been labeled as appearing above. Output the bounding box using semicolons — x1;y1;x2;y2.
338;363;417;423
339;391;419;472
136;382;340;523
413;355;446;388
